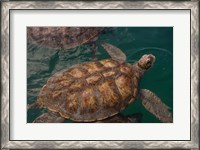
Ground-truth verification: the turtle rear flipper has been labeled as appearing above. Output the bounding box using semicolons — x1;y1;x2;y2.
139;89;173;123
101;42;126;62
27;102;42;110
95;113;143;123
33;111;65;123
127;113;143;123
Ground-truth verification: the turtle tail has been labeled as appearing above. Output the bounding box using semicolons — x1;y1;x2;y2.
139;89;173;123
27;102;43;110
33;112;65;123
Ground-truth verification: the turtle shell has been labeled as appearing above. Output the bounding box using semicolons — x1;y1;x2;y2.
27;27;104;49
37;59;140;122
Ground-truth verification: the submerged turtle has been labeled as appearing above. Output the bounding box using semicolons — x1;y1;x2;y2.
33;112;143;123
28;42;172;123
27;27;104;50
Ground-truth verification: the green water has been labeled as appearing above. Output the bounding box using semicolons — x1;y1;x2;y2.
27;27;173;123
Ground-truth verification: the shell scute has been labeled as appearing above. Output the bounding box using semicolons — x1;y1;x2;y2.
82;61;104;74
98;80;120;108
60;80;73;87
115;74;133;100
100;59;119;68
52;91;62;99
69;80;87;90
120;64;132;75
47;73;73;84
68;68;88;78
65;92;79;114
102;71;116;77
47;76;74;91
86;74;102;85
80;88;98;114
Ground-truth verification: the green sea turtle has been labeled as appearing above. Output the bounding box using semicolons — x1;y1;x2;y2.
27;27;104;50
28;42;172;123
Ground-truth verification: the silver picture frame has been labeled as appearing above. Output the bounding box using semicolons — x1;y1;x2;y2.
1;1;199;149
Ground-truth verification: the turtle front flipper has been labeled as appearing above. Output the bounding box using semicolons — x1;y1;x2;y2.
101;42;126;62
139;89;173;123
33;111;65;123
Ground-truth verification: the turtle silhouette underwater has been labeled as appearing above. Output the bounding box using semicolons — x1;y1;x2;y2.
27;27;104;50
28;42;173;123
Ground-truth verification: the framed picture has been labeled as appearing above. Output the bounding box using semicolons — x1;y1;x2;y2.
1;1;199;149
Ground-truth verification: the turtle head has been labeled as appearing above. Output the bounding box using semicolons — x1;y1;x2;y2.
138;54;155;70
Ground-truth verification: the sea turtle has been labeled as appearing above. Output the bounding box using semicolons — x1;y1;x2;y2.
27;27;104;50
33;112;143;123
28;42;173;123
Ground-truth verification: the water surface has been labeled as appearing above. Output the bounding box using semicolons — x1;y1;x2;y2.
27;27;173;123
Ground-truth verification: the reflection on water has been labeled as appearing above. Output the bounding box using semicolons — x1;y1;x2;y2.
27;27;173;123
